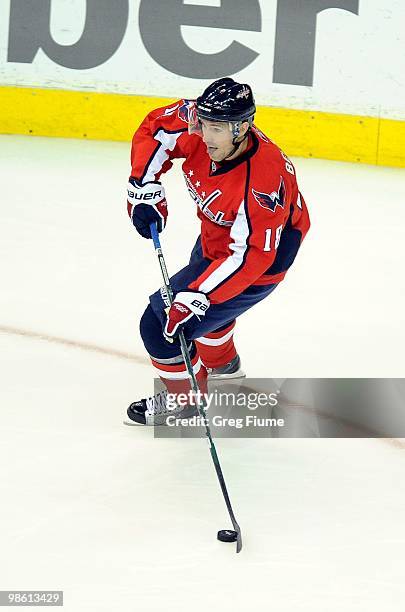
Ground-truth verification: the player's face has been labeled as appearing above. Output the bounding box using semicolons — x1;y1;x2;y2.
200;119;235;161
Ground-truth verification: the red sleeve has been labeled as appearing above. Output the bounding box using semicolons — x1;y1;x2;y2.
130;99;194;183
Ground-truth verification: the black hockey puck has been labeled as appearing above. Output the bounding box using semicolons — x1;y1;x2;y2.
217;529;238;543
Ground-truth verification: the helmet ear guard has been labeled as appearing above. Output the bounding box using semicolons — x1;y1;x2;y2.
229;117;254;139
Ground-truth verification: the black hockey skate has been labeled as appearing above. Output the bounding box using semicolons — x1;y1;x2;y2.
207;354;245;381
126;389;198;426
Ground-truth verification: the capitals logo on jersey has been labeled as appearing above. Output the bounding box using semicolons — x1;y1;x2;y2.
177;99;196;124
252;177;285;213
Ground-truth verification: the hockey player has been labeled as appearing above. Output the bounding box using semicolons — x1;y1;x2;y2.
126;78;310;425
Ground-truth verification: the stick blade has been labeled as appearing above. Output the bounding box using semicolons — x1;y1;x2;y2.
236;527;242;553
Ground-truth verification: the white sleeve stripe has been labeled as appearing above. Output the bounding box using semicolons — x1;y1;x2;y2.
143;129;184;183
198;200;249;294
153;358;202;380
196;328;235;346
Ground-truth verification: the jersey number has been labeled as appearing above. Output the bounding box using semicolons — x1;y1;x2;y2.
264;225;283;252
281;151;295;175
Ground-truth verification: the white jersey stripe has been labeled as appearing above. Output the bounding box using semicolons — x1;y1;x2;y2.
196;327;235;346
198;200;249;294
144;129;184;183
153;358;202;380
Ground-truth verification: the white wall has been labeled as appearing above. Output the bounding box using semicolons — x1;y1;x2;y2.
0;0;404;120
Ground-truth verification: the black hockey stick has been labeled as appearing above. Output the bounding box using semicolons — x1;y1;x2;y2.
150;222;242;553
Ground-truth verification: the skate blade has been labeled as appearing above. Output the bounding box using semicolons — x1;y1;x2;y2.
123;420;142;426
123;419;170;427
208;369;246;381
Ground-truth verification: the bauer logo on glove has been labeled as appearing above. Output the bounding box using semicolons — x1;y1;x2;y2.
164;291;210;339
191;298;209;312
127;177;168;239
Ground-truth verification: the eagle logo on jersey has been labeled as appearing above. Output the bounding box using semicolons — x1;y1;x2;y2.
252;177;285;213
178;100;196;124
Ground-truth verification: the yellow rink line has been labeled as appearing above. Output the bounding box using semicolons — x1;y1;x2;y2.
1;85;404;168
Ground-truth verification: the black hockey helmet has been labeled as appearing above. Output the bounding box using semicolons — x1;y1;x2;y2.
196;78;256;124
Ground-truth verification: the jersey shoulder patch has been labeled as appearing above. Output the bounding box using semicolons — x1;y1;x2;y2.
251;177;286;213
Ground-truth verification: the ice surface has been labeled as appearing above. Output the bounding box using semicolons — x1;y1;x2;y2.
0;135;404;611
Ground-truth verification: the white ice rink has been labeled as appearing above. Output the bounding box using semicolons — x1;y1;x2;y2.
1;134;405;611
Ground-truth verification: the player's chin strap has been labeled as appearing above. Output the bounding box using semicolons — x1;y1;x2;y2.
220;129;250;162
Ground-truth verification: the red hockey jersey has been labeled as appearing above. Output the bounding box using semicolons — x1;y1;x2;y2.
130;99;310;304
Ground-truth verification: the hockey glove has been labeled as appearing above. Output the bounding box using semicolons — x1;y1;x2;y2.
164;291;210;340
127;177;168;239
